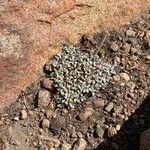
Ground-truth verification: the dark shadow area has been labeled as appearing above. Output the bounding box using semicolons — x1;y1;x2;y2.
96;95;150;150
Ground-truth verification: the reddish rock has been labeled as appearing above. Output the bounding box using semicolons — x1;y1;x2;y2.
0;0;76;108
0;0;149;108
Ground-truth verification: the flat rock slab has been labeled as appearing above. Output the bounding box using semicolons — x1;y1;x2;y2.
0;0;150;108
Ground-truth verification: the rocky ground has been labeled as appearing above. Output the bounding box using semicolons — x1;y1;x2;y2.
0;10;150;150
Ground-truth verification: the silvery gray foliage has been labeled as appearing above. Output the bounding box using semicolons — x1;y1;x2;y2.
50;44;116;108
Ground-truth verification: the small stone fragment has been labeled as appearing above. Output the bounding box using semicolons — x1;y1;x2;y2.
113;56;120;66
45;109;52;118
113;105;123;114
41;78;53;91
126;29;136;37
41;119;50;130
78;107;94;121
144;31;150;48
38;90;50;107
128;37;138;46
13;116;19;121
61;141;71;150
93;99;105;108
116;124;121;131
107;127;117;137
130;47;138;54
118;114;125;120
105;102;114;112
73;138;87;150
110;42;119;51
95;124;104;139
39;146;49;150
113;75;121;82
145;55;150;60
20;110;28;120
122;43;131;53
77;132;83;138
120;72;130;81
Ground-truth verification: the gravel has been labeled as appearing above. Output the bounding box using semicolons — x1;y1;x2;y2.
0;10;149;150
107;127;117;137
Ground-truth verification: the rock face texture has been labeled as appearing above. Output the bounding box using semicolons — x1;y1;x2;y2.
0;0;150;108
140;128;150;150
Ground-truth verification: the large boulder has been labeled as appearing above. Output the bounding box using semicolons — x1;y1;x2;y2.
0;0;150;108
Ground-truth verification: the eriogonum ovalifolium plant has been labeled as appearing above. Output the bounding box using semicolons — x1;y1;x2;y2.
50;44;116;108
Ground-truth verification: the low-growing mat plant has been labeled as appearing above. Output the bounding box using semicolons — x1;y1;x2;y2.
50;44;116;108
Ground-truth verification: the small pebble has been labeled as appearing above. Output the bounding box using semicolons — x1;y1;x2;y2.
38;90;50;107
61;141;71;150
95;124;104;139
112;112;117;117
45;109;52;118
120;72;130;81
93;99;105;108
145;55;150;60
41;78;53;91
41;119;50;130
120;82;125;86
144;31;150;47
113;56;120;66
107;127;117;137
110;42;119;51
20;110;28;120
113;75;121;82
28;111;34;118
73;138;87;150
113;105;123;114
39;146;49;150
105;102;114;112
122;43;131;53
78;107;94;121
126;29;136;37
38;128;44;134
125;117;129;121
13;116;19;121
116;124;121;131
130;47;138;54
77;132;83;138
118;114;125;119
